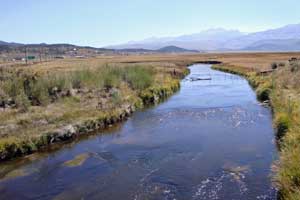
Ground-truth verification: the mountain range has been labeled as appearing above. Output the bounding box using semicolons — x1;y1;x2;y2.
2;23;300;52
108;23;300;51
0;42;198;55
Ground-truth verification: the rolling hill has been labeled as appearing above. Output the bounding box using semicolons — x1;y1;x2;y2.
156;46;199;53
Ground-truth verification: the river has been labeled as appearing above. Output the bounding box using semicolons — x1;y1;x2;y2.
0;64;278;200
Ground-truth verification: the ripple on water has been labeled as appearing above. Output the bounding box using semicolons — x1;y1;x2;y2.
191;168;277;200
134;175;179;200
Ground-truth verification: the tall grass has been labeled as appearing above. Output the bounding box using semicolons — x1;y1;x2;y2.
270;61;300;199
0;64;155;110
124;66;153;90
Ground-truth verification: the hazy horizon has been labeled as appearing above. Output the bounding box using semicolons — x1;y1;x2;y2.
1;0;300;47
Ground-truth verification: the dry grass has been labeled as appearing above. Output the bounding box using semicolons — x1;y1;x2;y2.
6;52;300;74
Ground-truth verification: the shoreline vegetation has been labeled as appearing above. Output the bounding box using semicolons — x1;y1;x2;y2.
0;62;189;161
212;61;300;200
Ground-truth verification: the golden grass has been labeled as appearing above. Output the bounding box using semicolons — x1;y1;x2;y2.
6;52;300;74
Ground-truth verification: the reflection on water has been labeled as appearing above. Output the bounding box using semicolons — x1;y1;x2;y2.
0;65;278;200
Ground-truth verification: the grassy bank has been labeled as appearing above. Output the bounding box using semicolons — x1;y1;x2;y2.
0;63;187;161
212;62;300;200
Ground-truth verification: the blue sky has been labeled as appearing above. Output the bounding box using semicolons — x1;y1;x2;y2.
1;0;300;47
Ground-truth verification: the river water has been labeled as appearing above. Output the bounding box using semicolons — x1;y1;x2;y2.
0;64;277;200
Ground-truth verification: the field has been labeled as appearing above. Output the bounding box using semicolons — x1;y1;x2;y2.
9;52;300;72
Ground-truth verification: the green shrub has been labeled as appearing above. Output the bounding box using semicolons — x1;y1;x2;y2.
111;90;122;105
275;113;290;138
271;62;278;70
2;77;23;99
124;66;153;90
0;88;9;106
103;73;120;89
44;74;69;92
28;79;50;106
257;87;271;101
15;90;31;112
71;69;101;89
290;61;300;72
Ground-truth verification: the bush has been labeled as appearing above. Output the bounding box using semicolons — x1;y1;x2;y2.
2;77;23;100
15;90;31;112
124;66;153;90
290;61;300;72
27;79;50;106
257;86;271;101
111;90;122;105
71;69;101;89
271;62;278;70
103;72;120;89
45;74;69;92
0;88;9;107
71;71;83;89
275;113;290;138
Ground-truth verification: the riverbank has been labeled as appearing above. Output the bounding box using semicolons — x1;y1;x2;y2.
0;63;188;161
0;64;278;199
212;63;300;200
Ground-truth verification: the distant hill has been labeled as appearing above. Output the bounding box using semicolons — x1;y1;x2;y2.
0;42;114;55
242;39;300;51
0;42;111;50
0;40;22;46
0;41;198;57
156;46;199;53
112;46;199;53
112;48;153;53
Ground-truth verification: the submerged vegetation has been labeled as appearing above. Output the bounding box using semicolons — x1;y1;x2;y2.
63;153;90;167
213;60;300;200
0;63;186;160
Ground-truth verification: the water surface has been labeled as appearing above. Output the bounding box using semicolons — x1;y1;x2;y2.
0;64;277;200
